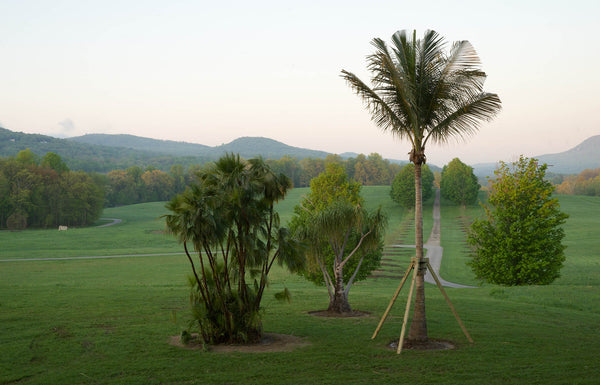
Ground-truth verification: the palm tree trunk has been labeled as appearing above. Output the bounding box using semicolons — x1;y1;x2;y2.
408;162;428;342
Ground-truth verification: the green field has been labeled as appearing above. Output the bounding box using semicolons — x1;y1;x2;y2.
1;188;599;384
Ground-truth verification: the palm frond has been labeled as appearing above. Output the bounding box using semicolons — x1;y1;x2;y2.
425;92;502;145
340;69;414;146
370;40;418;132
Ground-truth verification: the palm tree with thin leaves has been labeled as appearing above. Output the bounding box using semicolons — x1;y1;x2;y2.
164;154;304;344
341;29;501;342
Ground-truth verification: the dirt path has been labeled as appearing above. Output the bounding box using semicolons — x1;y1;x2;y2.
97;218;122;227
389;189;475;288
423;189;475;288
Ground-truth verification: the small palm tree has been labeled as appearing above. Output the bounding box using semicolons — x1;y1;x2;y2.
342;29;501;342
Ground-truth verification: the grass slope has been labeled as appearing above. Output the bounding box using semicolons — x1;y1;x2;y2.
1;188;599;384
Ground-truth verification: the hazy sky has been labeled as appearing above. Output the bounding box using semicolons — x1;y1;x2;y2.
1;0;599;166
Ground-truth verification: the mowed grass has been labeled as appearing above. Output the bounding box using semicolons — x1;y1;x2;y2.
1;188;599;384
0;202;181;259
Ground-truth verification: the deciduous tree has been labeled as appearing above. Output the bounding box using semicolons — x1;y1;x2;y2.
440;158;480;207
468;156;568;285
390;163;434;208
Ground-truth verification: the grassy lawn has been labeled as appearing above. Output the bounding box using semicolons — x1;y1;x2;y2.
0;202;181;259
1;188;599;384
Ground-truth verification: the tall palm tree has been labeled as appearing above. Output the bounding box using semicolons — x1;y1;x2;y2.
341;29;501;342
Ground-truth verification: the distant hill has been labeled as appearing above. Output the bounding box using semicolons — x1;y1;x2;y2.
68;133;212;156
216;137;331;159
472;135;600;177
6;126;596;175
537;135;600;174
69;134;331;160
0;127;212;172
0;128;341;172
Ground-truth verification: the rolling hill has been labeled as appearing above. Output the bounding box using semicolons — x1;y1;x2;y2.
472;135;600;177
68;134;331;160
0;127;212;171
0;128;333;171
2;126;597;175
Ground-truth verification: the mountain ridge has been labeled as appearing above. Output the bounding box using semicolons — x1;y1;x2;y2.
1;127;598;175
471;135;600;177
67;133;332;160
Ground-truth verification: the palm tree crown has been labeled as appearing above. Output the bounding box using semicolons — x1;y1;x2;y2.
342;29;501;164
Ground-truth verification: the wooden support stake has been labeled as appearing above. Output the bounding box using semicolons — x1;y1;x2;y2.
397;258;419;354
371;259;415;339
426;261;474;344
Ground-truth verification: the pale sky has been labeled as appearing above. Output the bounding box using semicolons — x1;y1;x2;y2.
1;0;599;166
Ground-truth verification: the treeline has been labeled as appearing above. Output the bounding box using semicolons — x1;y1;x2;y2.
266;153;402;187
105;153;402;206
0;149;104;229
555;168;600;196
0;149;403;229
105;164;194;206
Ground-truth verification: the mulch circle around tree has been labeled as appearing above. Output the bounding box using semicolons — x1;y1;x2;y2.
387;338;456;351
307;310;371;318
168;333;310;353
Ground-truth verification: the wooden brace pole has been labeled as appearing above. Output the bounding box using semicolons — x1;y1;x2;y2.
426;261;474;343
397;259;419;354
371;259;415;339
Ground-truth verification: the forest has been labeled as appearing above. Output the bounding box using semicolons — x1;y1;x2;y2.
0;149;104;229
0;149;403;229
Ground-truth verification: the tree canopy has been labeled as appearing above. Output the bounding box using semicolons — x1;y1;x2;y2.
0;150;104;229
290;163;386;313
440;158;480;206
468;156;568;285
390;163;434;208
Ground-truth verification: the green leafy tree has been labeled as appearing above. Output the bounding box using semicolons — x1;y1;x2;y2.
169;164;187;195
390;163;434;208
440;158;480;207
0;152;104;228
298;158;325;187
353;153;393;185
307;163;362;209
141;169;174;201
266;155;301;187
290;163;387;313
15;148;38;166
41;152;69;174
468;156;568;285
342;29;501;342
59;171;105;226
164;154;304;344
